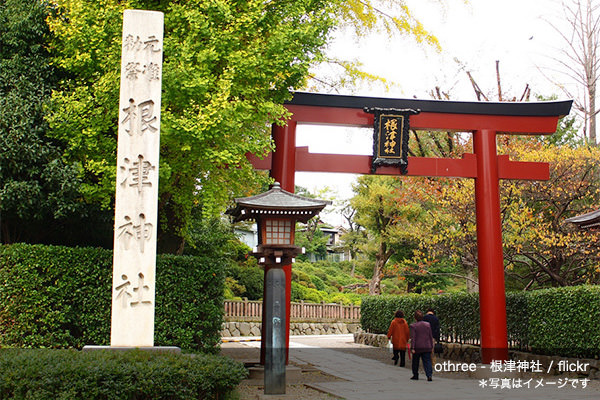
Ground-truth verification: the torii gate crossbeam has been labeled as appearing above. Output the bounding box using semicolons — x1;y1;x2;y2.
250;92;572;364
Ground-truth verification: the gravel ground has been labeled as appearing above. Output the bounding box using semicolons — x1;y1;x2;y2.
220;342;344;399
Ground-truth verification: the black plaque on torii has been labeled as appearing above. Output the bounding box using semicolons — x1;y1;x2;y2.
365;107;420;174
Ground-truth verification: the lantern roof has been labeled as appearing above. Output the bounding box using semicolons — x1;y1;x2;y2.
565;209;600;229
227;182;331;223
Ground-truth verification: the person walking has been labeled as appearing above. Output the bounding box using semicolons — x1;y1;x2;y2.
387;310;410;367
423;308;441;357
410;310;434;381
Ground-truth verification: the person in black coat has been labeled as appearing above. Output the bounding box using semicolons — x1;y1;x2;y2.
423;308;441;355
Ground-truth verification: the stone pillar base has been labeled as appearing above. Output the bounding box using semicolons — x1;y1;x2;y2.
82;345;181;353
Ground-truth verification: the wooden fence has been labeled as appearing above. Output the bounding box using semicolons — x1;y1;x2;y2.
224;299;361;322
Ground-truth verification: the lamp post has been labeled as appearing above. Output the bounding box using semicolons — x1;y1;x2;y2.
228;182;330;394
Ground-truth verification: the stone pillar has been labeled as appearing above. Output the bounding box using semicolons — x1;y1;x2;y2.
263;122;297;364
111;9;164;347
264;268;286;394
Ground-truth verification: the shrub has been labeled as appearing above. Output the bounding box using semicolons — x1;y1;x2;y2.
0;243;225;352
290;281;307;302
0;244;113;348
0;349;246;399
301;286;326;303
527;285;600;358
360;294;437;335
225;277;246;298
292;268;315;288
506;291;529;351
154;254;225;353
226;259;264;300
310;275;327;291
361;293;481;344
360;286;600;358
325;293;356;305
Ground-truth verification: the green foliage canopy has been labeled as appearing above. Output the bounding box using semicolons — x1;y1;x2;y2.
349;175;431;294
0;0;83;244
46;0;338;251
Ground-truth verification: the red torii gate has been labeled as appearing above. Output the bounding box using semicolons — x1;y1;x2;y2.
249;92;572;363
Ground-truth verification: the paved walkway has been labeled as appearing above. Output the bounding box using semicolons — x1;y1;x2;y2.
230;335;600;400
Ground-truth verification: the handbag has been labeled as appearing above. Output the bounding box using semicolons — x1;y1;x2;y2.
434;342;443;354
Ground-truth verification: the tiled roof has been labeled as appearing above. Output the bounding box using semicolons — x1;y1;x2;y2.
227;182;330;223
565;209;600;229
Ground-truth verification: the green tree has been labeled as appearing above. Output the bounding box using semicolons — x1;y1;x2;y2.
350;175;429;295
39;0;448;252
295;218;330;261
338;200;368;276
46;0;339;252
0;0;84;244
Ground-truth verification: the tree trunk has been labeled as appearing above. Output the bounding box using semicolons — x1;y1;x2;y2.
369;242;393;295
590;83;596;145
369;258;384;295
466;269;479;293
587;0;597;145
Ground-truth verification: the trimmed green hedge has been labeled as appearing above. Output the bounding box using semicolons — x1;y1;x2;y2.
361;286;600;358
0;243;225;352
360;293;480;345
0;349;246;399
527;286;600;358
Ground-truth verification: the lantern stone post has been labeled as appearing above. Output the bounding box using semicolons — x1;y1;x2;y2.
227;182;330;394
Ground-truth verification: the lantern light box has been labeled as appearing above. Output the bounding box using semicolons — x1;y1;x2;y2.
227;182;331;266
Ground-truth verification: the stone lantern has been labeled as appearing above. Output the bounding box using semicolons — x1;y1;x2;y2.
228;182;331;265
227;182;330;394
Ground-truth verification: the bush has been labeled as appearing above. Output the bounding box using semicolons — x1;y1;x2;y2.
0;349;246;399
506;291;529;351
360;286;600;358
0;243;225;352
155;254;226;352
226;259;264;300
290;281;307;302
527;285;600;358
310;275;327;291
292;268;315;288
360;294;438;335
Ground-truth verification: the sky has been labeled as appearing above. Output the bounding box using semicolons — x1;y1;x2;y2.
294;0;575;226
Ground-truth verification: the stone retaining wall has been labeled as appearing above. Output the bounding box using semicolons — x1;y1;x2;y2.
221;321;361;337
354;333;600;379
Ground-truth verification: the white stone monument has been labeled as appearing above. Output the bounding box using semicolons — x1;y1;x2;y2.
111;9;163;347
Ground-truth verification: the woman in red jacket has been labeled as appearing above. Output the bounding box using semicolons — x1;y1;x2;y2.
387;310;410;366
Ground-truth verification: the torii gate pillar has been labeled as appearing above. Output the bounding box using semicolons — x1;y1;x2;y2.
474;129;508;361
250;92;572;365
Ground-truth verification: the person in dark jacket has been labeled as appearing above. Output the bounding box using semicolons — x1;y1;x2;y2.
423;308;441;356
409;310;434;381
387;310;410;366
